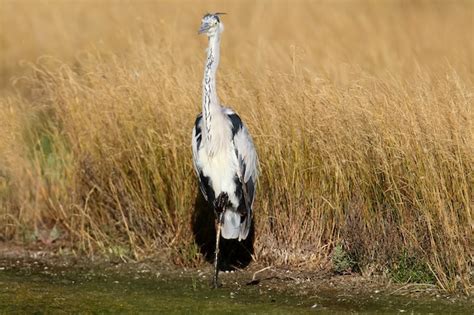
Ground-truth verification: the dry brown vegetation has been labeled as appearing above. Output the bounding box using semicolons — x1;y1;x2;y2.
0;0;472;292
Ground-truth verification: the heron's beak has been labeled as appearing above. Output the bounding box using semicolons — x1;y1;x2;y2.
198;24;210;34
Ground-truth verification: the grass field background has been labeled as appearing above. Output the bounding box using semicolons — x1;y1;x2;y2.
0;0;472;292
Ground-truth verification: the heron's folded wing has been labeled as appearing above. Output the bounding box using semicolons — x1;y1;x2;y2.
192;114;211;201
225;109;258;207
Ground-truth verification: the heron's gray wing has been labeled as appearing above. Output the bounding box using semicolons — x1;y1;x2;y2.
225;109;258;208
191;114;202;168
192;113;213;202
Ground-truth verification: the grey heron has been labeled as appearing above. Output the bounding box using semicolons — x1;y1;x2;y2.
191;13;258;288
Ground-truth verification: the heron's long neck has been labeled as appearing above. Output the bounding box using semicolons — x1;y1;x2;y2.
202;33;221;143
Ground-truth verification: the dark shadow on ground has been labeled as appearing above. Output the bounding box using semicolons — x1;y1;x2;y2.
191;192;254;270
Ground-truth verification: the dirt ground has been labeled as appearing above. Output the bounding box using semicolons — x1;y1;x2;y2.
0;242;472;313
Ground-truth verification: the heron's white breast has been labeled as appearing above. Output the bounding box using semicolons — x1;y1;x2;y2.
198;144;240;207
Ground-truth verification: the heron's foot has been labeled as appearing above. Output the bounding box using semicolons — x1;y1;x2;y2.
213;192;229;216
212;277;222;289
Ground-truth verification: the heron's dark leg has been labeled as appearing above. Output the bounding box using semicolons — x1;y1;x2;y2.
213;212;223;288
212;192;229;288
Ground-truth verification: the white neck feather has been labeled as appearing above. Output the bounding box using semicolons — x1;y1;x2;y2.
202;31;225;155
203;34;220;110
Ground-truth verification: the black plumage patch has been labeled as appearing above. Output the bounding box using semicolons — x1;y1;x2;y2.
204;13;222;23
194;114;203;149
233;173;255;218
233;175;243;202
227;113;243;137
199;171;215;203
246;178;255;209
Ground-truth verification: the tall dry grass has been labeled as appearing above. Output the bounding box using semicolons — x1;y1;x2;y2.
0;0;472;292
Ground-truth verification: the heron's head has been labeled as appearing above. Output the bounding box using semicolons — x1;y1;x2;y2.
198;13;225;37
